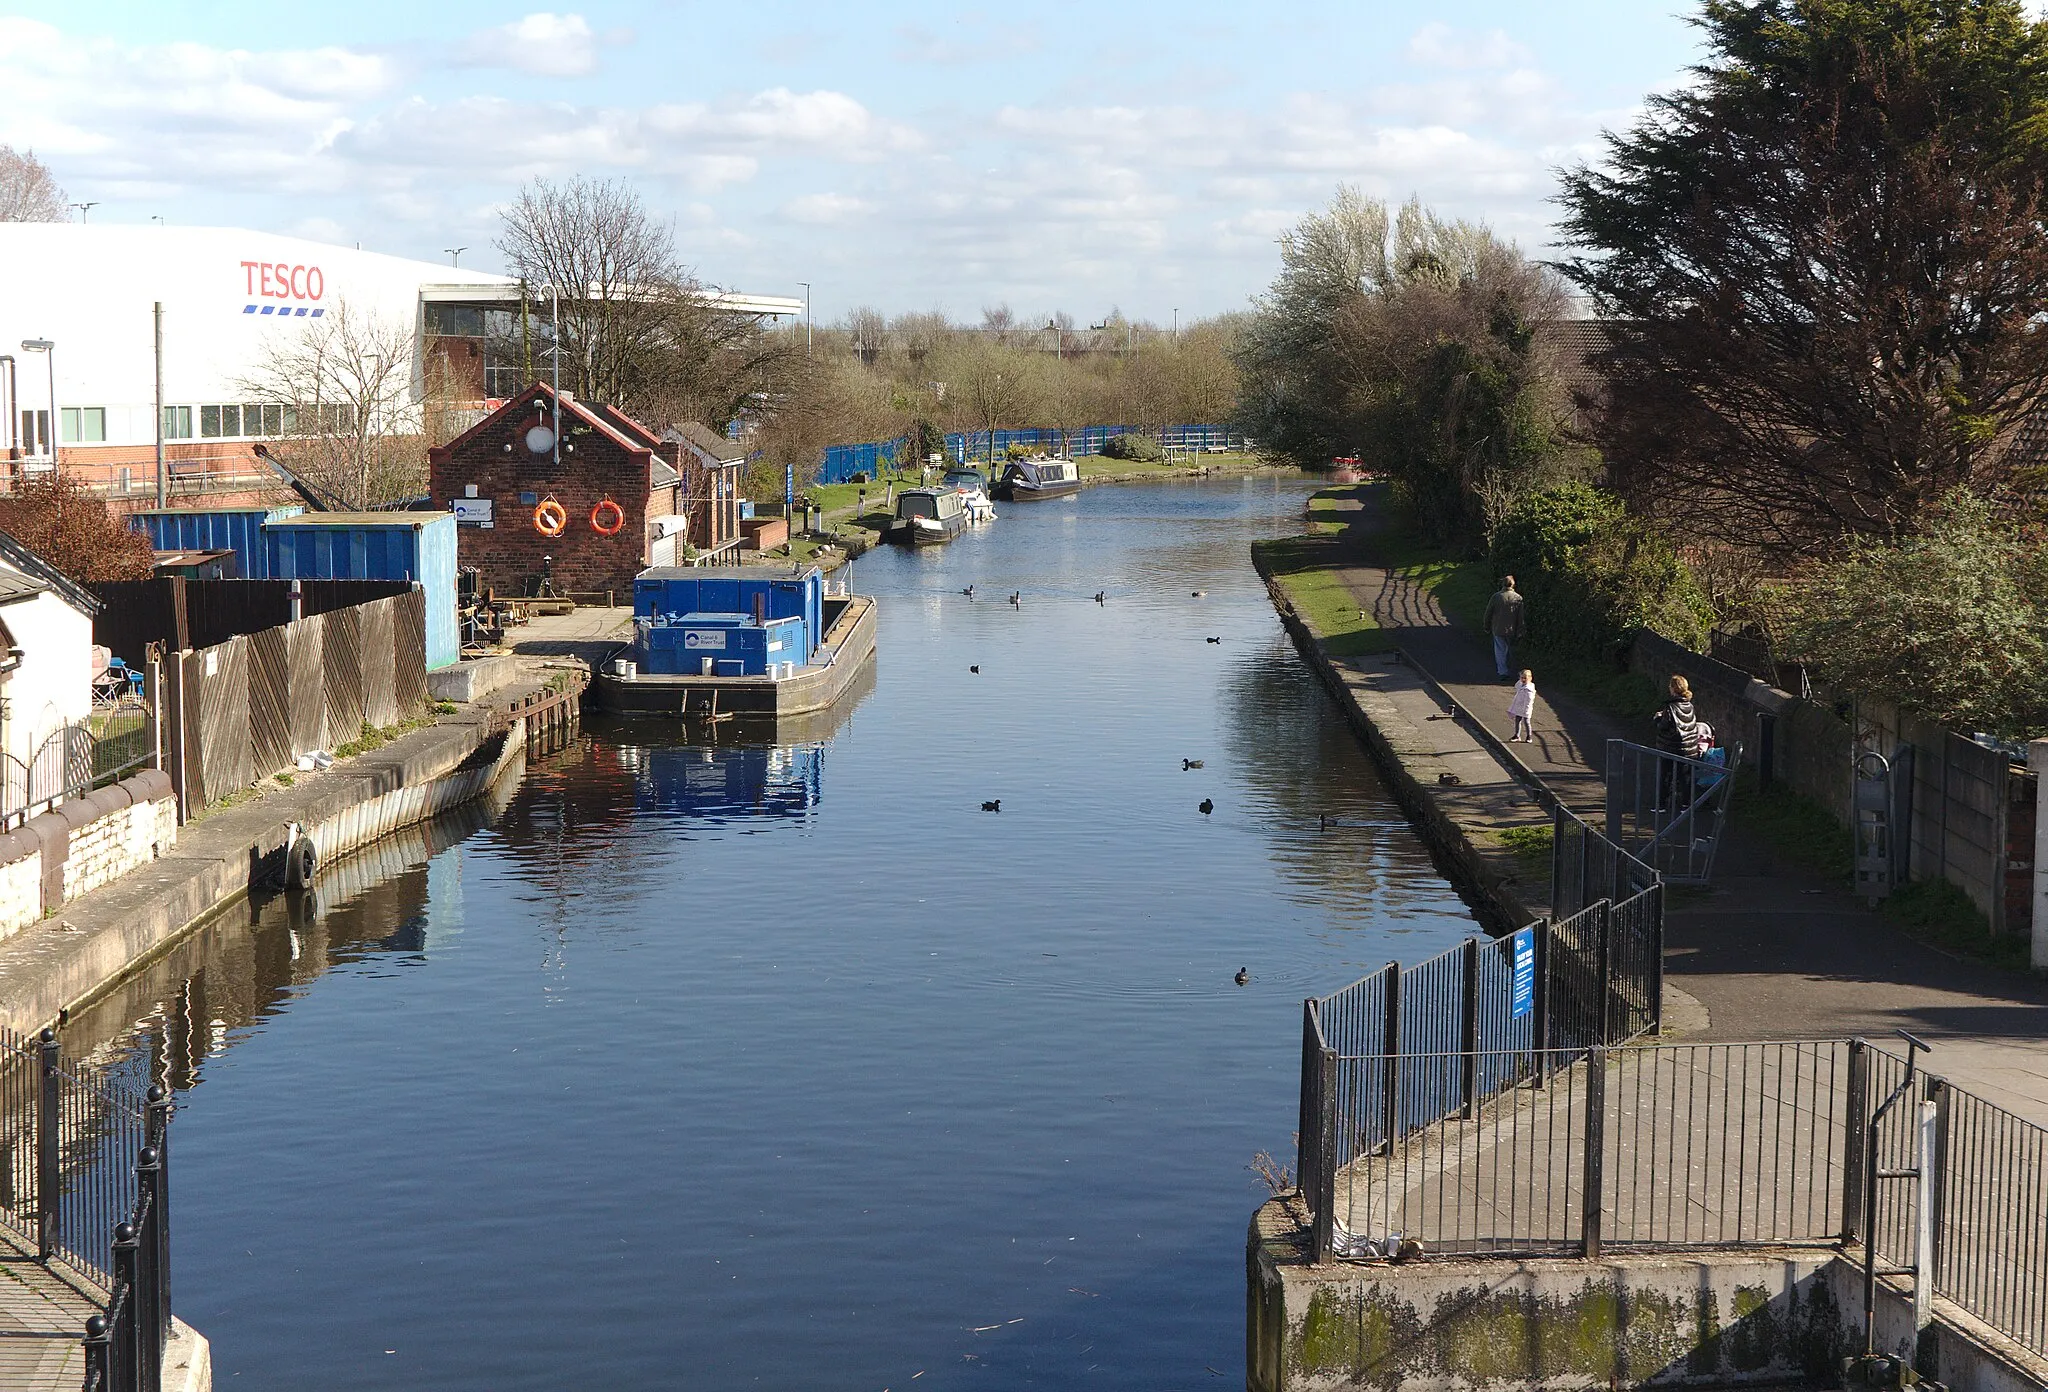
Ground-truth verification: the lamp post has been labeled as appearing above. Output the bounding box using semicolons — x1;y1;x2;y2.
1172;308;1179;341
797;282;812;357
536;283;562;470
70;203;97;224
444;247;467;268
1047;318;1062;360
19;340;53;465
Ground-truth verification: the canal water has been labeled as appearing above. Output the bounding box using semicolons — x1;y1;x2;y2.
76;475;1480;1388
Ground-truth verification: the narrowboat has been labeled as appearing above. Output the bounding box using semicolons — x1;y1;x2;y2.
886;487;970;545
993;457;1081;502
942;467;997;523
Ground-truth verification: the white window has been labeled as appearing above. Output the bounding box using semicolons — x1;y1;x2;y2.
59;407;106;444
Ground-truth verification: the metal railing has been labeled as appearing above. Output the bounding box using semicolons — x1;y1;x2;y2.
1297;1028;2048;1364
0;1028;173;1390
1853;1042;2048;1360
1604;738;1743;885
1314;1039;1856;1261
1298;866;1664;1260
1551;804;1659;918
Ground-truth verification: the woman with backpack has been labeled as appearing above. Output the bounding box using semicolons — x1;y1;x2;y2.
1652;675;1700;812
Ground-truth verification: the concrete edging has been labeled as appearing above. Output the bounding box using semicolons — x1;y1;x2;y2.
1251;553;1545;934
0;713;527;1035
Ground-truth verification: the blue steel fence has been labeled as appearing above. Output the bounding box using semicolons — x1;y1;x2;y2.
814;425;1239;483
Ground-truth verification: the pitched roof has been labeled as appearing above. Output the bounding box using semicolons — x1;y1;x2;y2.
667;422;743;465
0;529;99;616
1536;320;1620;406
428;382;658;463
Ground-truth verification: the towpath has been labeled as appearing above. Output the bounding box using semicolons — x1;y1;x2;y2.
1306;486;2048;1129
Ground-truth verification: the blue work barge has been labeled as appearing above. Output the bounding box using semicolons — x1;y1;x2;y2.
593;565;877;718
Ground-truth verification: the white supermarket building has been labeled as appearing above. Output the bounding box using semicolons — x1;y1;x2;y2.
0;224;799;509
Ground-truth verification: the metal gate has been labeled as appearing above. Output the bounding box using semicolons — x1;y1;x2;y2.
1604;739;1744;885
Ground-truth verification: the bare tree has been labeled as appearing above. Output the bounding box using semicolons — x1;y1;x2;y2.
846;306;887;365
238;300;424;509
496;176;802;431
980;304;1016;344
0;147;65;223
957;344;1037;466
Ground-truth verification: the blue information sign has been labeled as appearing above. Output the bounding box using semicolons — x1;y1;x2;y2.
1510;928;1536;1020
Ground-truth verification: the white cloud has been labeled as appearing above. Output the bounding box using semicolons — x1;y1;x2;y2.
782;192;869;225
1406;23;1533;71
457;13;601;79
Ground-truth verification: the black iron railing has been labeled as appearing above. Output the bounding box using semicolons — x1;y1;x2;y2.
0;1028;172;1391
1295;1025;2048;1363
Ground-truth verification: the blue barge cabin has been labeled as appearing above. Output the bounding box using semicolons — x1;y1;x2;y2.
595;564;877;718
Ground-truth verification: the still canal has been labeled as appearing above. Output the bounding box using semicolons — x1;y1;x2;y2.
74;475;1480;1388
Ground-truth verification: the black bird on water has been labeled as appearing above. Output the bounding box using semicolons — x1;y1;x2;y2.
1191;590;1207;598
1199;798;1215;815
1205;636;1221;644
1234;967;1250;986
981;800;1001;812
1094;592;1106;603
1009;591;1022;607
961;585;975;597
1182;758;1204;770
970;665;980;673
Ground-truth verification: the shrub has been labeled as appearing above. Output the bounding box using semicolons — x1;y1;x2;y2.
1101;432;1163;462
1005;442;1030;461
1491;481;1713;662
1778;490;2048;737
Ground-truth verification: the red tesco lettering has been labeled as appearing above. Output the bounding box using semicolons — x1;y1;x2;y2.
240;259;327;302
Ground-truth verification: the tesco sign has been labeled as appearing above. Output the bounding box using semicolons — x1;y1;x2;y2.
242;260;325;301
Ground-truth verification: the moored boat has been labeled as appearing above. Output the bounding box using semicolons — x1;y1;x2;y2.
886;487;970;545
943;466;997;522
992;457;1081;502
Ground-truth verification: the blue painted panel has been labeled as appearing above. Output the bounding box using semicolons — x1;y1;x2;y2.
135;506;303;578
261;514;460;668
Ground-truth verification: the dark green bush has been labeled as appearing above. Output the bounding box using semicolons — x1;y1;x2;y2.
1490;481;1712;661
1100;432;1163;462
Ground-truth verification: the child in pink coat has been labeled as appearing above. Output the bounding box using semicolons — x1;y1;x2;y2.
1508;670;1536;742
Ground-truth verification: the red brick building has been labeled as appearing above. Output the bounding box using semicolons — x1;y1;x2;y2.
428;384;687;598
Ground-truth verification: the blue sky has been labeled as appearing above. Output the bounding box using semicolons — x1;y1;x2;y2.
0;2;1707;321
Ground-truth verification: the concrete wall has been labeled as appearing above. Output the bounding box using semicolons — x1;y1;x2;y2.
0;771;176;942
1630;630;2029;937
1249;1198;2048;1392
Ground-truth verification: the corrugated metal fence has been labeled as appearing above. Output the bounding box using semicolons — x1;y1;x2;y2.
815;424;1239;484
169;590;428;815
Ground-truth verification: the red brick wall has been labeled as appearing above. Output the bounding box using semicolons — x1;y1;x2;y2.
430;417;663;596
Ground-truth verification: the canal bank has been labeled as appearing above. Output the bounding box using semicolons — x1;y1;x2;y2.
1250;544;1546;937
0;687;554;1038
63;476;1492;1390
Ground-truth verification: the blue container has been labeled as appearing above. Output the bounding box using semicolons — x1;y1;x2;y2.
263;513;460;669
639;613;806;676
632;566;822;663
133;506;304;579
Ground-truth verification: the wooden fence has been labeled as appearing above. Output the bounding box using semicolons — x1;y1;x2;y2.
166;590;427;815
90;578;415;670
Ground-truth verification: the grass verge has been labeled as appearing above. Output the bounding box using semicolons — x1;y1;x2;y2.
1497;823;1554;876
1251;536;1393;657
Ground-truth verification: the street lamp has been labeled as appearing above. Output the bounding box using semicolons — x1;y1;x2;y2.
1046;318;1062;360
444;247;468;267
70;203;97;224
1172;308;1179;340
19;340;53;464
797;282;812;357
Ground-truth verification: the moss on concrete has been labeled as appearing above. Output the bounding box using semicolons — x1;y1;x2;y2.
1295;1286;1359;1376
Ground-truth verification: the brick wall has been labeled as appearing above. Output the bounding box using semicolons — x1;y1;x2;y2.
0;771;177;943
430;409;670;596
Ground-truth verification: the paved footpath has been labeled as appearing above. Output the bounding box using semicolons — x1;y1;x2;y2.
1314;486;2048;1129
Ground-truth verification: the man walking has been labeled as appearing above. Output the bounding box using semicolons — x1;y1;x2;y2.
1483;576;1525;680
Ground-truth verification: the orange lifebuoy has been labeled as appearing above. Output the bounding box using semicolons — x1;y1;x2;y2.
590;498;626;536
533;498;568;537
